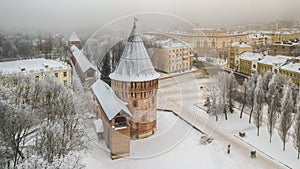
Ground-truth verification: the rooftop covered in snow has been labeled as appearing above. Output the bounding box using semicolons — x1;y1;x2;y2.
154;39;192;49
258;55;292;66
239;52;264;61
280;61;300;73
70;45;96;72
0;58;69;75
231;42;252;48
69;32;81;42
91;80;132;121
109;21;160;82
247;34;270;39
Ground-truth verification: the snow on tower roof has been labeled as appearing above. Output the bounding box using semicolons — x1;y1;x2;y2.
0;58;68;75
69;32;81;42
91;79;132;121
109;20;160;82
70;45;96;72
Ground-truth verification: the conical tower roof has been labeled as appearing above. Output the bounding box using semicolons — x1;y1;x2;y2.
109;21;160;82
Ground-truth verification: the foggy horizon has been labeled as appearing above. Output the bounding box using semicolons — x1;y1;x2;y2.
0;0;299;34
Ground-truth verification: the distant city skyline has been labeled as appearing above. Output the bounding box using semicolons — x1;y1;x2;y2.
0;0;299;33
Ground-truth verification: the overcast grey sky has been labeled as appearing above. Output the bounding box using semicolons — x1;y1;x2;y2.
0;0;299;33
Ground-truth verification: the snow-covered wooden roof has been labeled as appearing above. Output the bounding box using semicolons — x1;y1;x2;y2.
109;21;160;82
70;45;96;72
91;79;132;121
69;32;81;42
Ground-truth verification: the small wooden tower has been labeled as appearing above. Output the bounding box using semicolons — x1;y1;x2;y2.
110;20;160;139
68;32;82;50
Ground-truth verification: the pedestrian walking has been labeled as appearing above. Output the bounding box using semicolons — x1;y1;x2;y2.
227;144;231;154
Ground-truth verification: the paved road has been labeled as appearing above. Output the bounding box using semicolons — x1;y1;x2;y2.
158;71;287;169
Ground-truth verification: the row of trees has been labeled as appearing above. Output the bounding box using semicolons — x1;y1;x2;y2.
0;32;68;61
0;75;85;169
207;71;300;158
84;38;124;86
207;72;238;121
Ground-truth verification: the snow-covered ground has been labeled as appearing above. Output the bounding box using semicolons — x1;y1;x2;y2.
157;70;291;169
81;69;296;169
238;124;299;169
84;111;241;169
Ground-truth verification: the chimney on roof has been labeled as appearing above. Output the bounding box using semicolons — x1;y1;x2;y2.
43;63;49;68
19;66;25;71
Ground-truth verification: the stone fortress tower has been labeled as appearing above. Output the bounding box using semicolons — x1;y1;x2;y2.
109;20;160;139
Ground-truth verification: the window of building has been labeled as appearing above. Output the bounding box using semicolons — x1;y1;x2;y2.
63;80;68;86
63;72;67;77
133;100;138;107
55;73;58;78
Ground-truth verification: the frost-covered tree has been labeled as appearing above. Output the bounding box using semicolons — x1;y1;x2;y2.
294;94;300;159
214;72;229;120
0;97;36;169
100;54;111;85
226;72;238;114
279;80;294;151
209;77;224;121
15;39;33;58
32;77;85;163
262;71;273;101
0;75;86;168
253;75;264;136
17;152;85;169
266;74;280;142
247;74;258;123
239;79;248;119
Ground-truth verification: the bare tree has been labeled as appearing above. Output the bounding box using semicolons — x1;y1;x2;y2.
0;101;36;169
0;75;85;168
294;93;300;159
266;74;280;143
209;76;224;121
247;74;258;123
279;80;294;151
253;75;264;136
262;71;273;101
211;72;229;120
226;72;238;114
34;77;85;164
239;79;248;119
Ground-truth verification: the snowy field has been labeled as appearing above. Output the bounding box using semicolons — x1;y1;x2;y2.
238;124;299;169
84;111;241;169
